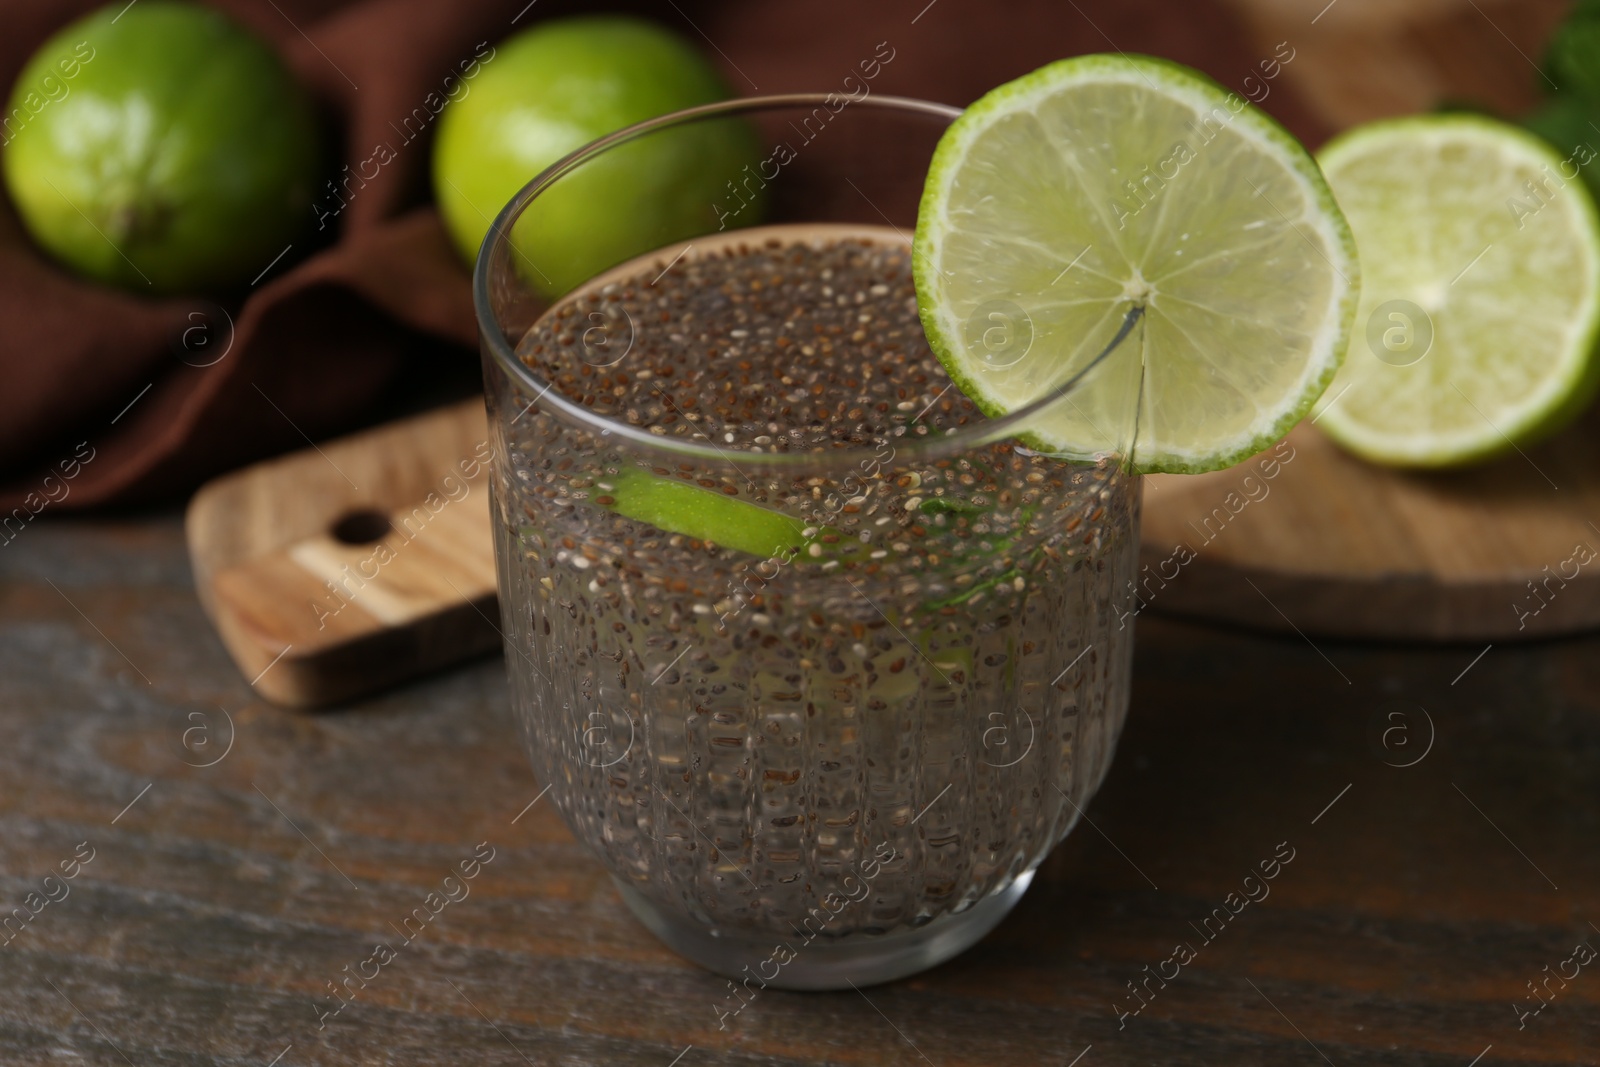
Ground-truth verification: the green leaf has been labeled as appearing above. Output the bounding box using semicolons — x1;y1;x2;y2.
1545;0;1600;101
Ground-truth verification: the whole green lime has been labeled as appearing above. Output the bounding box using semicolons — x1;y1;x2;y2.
433;15;762;298
1;1;321;295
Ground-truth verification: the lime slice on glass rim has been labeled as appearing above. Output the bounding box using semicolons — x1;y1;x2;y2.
913;54;1359;473
1311;115;1600;466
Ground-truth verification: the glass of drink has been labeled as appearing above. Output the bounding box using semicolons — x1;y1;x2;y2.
475;94;1142;990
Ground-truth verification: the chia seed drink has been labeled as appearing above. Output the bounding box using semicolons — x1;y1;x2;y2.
484;222;1139;988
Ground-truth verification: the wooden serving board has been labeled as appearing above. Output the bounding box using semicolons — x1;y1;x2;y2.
1141;409;1600;642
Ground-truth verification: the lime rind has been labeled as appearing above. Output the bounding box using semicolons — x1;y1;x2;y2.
1313;114;1600;467
913;53;1360;474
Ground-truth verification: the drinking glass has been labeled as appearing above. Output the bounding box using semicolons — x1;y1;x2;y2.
475;94;1142;990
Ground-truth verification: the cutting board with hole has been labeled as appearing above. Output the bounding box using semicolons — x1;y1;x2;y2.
186;399;502;708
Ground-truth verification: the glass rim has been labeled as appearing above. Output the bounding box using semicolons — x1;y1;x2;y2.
473;92;1136;470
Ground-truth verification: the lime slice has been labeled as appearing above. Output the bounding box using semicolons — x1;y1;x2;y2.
914;54;1359;473
1312;116;1600;466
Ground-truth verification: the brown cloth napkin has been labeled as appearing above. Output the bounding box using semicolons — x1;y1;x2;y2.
0;0;1328;512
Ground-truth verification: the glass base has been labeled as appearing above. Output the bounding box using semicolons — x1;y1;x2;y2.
614;870;1035;991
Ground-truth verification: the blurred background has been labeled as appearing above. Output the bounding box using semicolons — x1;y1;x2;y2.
0;0;1569;511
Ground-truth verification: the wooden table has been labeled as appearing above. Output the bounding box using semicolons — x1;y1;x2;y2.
3;513;1597;1066
5;1;1594;1062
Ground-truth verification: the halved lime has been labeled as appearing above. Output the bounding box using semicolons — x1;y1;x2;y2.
1312;115;1600;466
914;54;1359;473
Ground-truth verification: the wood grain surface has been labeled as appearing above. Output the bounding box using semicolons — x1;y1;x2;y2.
4;515;1598;1065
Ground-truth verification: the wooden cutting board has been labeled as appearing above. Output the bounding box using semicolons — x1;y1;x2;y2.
185;399;501;707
